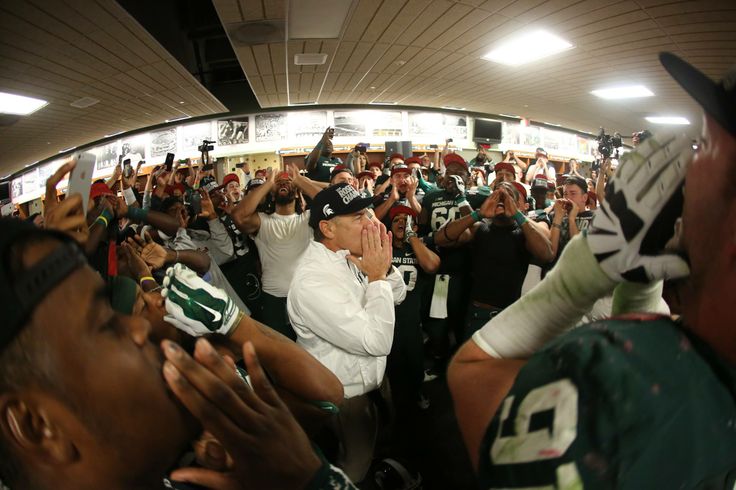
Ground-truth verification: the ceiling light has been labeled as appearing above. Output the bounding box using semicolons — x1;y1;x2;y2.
289;0;352;39
58;146;77;153
290;101;317;105
591;85;654;99
165;115;191;123
481;30;573;67
370;101;397;105
442;106;466;111
70;96;100;108
645;116;690;125
0;91;48;115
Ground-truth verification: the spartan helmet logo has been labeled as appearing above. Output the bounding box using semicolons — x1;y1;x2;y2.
323;204;334;217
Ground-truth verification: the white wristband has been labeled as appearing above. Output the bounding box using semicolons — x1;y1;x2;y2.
472;234;617;359
123;187;137;205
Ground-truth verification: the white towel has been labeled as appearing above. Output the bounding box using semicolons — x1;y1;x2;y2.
429;274;449;319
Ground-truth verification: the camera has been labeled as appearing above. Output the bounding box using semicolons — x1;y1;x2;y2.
596;128;622;158
198;139;215;152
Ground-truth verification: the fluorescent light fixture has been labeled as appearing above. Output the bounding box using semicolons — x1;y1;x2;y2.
0;91;48;115
58;146;77;153
499;113;520;118
290;101;317;106
442;106;466;111
370;101;397;105
294;53;328;65
289;0;352;39
165;115;191;123
591;85;654;99
645;116;690;125
481;30;573;66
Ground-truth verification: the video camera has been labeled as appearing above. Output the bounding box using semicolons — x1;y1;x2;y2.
596;128;622;159
198;139;215;153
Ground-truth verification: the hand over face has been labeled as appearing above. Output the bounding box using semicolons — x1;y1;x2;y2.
164;339;322;490
348;222;392;282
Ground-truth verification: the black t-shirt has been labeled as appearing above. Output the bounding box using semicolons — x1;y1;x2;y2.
549;210;595;257
392;245;429;327
470;221;531;308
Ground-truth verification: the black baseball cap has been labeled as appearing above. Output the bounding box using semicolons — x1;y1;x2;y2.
660;52;736;138
308;183;374;229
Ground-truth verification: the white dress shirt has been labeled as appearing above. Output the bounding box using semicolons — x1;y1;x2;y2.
287;240;407;398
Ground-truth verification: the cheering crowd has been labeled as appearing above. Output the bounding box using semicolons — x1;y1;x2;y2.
1;51;735;490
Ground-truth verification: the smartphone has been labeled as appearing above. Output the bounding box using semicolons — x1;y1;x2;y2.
67;152;97;212
123;159;133;178
429;144;438;149
202;163;214;171
165;153;175;171
446;138;453;143
356;144;367;153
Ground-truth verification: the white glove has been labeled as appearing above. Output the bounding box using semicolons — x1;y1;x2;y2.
587;132;691;283
404;214;417;243
161;263;242;337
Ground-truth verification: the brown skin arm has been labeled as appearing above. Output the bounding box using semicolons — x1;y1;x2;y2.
434;214;477;247
407;236;440;274
448;340;525;471
227;316;344;408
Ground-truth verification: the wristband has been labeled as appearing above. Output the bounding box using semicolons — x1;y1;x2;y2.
455;198;470;208
93;208;113;228
471;210;482;222
139;276;156;286
122;187;137;206
127;206;149;222
512;210;527;227
552;222;562;229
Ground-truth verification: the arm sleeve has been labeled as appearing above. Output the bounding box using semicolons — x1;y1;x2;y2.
205;218;234;265
288;275;396;357
387;266;407;305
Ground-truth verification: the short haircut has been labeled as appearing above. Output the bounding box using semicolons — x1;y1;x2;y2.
313;223;326;242
564;176;587;194
160;196;183;213
0;232;70;488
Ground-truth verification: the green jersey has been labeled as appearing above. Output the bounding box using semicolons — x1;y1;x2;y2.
392;245;428;327
307;156;341;183
478;317;736;489
421;189;486;274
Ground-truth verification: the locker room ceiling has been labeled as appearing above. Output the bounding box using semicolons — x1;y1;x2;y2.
1;0;735;177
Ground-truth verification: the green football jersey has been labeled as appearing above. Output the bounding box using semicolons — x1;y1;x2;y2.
392;245;428;327
478;317;736;489
421;189;486;274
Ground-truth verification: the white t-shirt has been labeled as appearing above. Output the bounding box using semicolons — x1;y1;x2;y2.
253;211;312;297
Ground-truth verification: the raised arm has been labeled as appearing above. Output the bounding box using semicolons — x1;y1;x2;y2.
230;168;274;234
305;127;332;172
288;163;322;200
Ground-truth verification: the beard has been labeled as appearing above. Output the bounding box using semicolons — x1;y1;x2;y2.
275;190;296;205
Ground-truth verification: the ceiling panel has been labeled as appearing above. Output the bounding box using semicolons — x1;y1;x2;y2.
0;0;227;176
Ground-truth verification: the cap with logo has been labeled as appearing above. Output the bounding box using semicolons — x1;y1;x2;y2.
390;164;412;176
246;178;265;191
531;174;549;190
200;175;220;194
308;183;374;229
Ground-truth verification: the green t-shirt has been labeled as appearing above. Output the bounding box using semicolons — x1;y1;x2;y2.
307;156;342;183
478;317;736;489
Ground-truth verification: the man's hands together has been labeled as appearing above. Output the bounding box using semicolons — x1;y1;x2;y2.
348;222;392;282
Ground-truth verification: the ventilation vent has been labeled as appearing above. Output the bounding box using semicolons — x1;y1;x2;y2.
228;20;286;46
294;53;328;65
70;97;100;108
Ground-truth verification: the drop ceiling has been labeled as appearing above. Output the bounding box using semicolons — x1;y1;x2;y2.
215;0;736;135
2;0;736;177
0;0;227;176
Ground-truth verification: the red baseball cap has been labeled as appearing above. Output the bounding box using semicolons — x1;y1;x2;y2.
511;182;527;201
89;182;115;200
493;162;516;177
404;156;421;165
389;153;405;162
443;153;467;170
367;161;383;170
357;171;375;180
389;204;418;221
222;173;240;187
390;165;412;176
